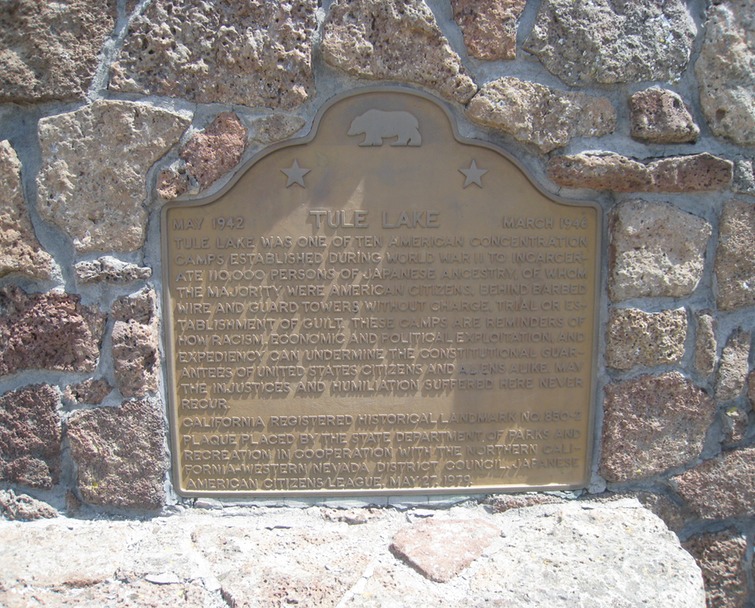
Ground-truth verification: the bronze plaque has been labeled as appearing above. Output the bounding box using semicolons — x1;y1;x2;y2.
163;89;600;497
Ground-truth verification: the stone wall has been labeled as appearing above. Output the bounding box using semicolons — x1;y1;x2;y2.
0;0;752;605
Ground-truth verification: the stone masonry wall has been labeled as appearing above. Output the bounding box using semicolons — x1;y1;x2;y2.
0;1;752;605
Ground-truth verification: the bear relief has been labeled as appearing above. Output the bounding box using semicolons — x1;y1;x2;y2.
347;109;422;146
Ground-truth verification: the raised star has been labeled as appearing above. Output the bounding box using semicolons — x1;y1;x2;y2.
281;159;310;188
459;160;487;188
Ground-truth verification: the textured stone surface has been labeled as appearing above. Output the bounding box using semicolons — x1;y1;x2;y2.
484;493;563;513
524;0;695;86
249;114;306;145
110;0;316;109
112;289;158;398
451;0;526;61
684;530;749;608
63;379;112;406
605;308;687;370
0;0;116;102
0;385;61;489
609;200;711;301
66;399;166;509
716;330;751;402
37;101;189;253
716;200;755;311
695;312;718;377
322;0;477;104
632;492;693;533
695;0;755;146
549;152;732;192
629;88;699;144
158;112;247;199
0;490;57;521
672;447;755;520
75;256;151;285
733;158;755;195
0;287;104;376
601;373;716;483
391;518;499;582
466;77;615;153
0;140;55;280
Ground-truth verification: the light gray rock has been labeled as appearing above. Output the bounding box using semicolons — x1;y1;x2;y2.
716;330;751;402
75;256;151;285
466;77;616;153
0;489;57;521
605;307;688;370
37;100;190;253
694;312;718;377
249;114;306;145
629;88;700;144
715;199;755;311
695;0;755;146
524;0;696;86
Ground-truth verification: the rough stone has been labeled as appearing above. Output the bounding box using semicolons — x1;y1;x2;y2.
749;370;755;407
695;0;755;146
716;330;751;402
451;0;526;61
249;114;306;145
111;287;156;325
609;200;711;301
672;447;755;520
0;287;104;376
694;312;718;377
0;140;55;280
0;489;57;521
390;518;499;582
732;158;755;195
66;399;166;509
715;199;755;311
466;77;616;153
74;257;151;285
548;152;732;192
484;493;563;513
606;308;687;370
37;100;190;253
629;88;699;144
722;404;750;445
524;0;695;86
322;0;477;104
0;385;61;489
631;492;693;533
0;0;116;102
601;373;716;483
684;530;749;608
111;289;158;398
110;0;317;110
63;379;112;406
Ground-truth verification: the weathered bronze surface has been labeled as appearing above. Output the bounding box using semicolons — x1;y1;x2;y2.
163;89;601;496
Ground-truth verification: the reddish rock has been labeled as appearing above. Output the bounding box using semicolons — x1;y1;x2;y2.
0;489;58;520
111;289;158;398
63;378;113;406
629;88;699;144
631;492;693;533
66;399;166;509
111;287;156;325
484;493;563;513
605;308;687;370
451;0;526;60
715;200;755;311
0;287;104;376
601;373;716;483
0;385;61;489
391;518;499;582
672;448;755;520
652;154;734;192
684;529;748;608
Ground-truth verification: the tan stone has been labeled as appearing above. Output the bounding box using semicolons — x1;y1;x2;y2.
605;308;687;371
695;0;755;146
466;77;615;153
0;140;55;280
451;0;526;60
37;101;190;253
629;88;699;144
716;330;751;402
652;154;735;192
74;256;151;285
694;312;717;377
601;373;716;483
110;0;317;110
716;199;755;311
609;200;711;301
111;288;158;398
322;0;477;104
684;530;749;608
249;114;306;145
0;0;116;102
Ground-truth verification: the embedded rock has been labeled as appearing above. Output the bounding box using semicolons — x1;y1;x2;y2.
605;308;687;370
0;385;61;489
684;530;749;608
0;287;104;376
629;88;699;144
466;77;616;153
0;489;57;521
716;330;751;402
601;373;716;483
322;0;477;104
63;378;113;406
110;0;317;109
695;0;755;146
715;199;755;311
672;447;755;520
524;0;695;86
0;140;55;280
37;100;190;253
652;154;734;192
75;257;151;285
111;289;158;398
66;398;166;509
694;312;717;377
249;114;306;145
632;491;693;533
0;0;116;102
609;200;711;301
732;158;755;195
451;0;526;61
